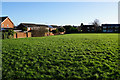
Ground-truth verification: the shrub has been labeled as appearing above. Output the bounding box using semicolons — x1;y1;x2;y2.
58;27;65;32
52;29;59;34
63;25;78;33
2;30;14;39
22;27;27;31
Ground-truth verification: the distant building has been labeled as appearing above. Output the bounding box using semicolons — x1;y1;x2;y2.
16;23;52;31
81;25;96;33
16;23;54;37
0;16;14;31
101;24;120;33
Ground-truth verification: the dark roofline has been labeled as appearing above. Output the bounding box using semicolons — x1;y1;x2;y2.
82;25;94;27
102;24;120;26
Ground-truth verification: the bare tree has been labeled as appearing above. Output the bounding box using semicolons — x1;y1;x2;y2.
92;19;101;32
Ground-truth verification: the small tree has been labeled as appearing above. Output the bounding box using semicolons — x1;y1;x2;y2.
78;23;83;32
52;29;59;34
2;30;14;39
58;27;65;32
92;19;101;32
22;27;27;31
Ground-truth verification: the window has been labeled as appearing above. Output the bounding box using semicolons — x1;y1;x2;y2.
92;27;94;29
103;30;106;32
87;27;89;29
7;24;9;28
103;27;106;29
115;30;118;32
115;26;119;29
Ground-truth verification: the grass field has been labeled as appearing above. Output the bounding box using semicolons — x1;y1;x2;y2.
2;33;120;79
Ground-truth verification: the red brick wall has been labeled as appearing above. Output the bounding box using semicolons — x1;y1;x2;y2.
14;33;17;38
1;17;14;28
27;32;31;37
16;32;26;38
14;32;31;38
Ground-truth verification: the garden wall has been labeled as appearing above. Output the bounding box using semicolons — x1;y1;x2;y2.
14;32;31;38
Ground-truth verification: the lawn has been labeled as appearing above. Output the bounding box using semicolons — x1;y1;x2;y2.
2;33;120;79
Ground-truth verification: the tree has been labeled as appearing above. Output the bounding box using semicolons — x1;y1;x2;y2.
78;23;83;32
92;19;101;32
58;27;65;32
52;29;59;34
22;27;27;31
63;25;78;33
2;30;14;39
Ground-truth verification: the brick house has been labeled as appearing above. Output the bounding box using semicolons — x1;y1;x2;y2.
17;23;51;31
16;23;54;36
0;16;14;31
81;25;96;33
101;24;120;33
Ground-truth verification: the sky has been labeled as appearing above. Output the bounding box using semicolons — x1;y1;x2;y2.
1;2;118;26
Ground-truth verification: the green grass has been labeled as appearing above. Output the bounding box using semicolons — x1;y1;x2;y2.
2;33;120;79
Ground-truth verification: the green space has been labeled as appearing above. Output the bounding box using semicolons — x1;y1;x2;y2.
2;33;120;79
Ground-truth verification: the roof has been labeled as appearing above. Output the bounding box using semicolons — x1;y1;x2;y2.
82;25;94;27
0;16;8;22
102;24;120;26
19;23;53;28
48;25;53;28
50;25;58;28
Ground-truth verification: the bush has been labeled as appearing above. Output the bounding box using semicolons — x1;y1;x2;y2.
52;29;59;34
22;27;27;31
58;27;65;32
63;25;78;33
2;30;14;39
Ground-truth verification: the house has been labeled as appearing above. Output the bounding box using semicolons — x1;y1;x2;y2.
16;23;52;31
81;25;96;33
101;24;120;33
16;23;54;37
0;16;14;31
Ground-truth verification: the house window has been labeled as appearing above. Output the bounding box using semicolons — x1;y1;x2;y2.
115;26;119;29
115;30;118;32
103;30;106;32
87;27;89;29
92;27;94;29
103;27;106;30
2;24;4;27
7;24;9;28
88;30;90;32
